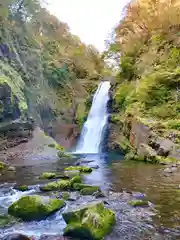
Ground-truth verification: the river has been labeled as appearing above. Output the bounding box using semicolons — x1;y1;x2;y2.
0;81;180;239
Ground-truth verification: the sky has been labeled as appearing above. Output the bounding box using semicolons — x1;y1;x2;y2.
47;0;130;52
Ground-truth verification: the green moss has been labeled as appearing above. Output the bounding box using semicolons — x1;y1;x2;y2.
0;62;28;114
109;114;122;124
165;119;180;130
39;172;56;179
40;180;70;192
8;195;64;221
117;136;133;154
75;101;88;128
128;199;149;207
48;143;65;151
14;185;28;192
57;151;73;159
124;151;135;161
65;166;92;173
62;192;70;200
0;214;18;228
0;161;6;170
63;201;115;240
72;183;92;191
70;176;82;186
80;187;100;196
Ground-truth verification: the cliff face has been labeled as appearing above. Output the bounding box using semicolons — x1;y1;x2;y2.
106;0;180;163
0;1;105;150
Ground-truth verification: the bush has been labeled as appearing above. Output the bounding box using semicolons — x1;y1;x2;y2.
114;82;135;110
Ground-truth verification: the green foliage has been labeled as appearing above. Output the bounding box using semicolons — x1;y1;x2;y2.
0;1;105;125
165;120;180;130
114;82;135;110
119;55;136;80
106;0;180;134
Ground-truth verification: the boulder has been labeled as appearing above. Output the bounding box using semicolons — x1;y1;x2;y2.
7;166;16;172
137;143;157;159
0;161;7;170
40;180;70;192
64;170;80;178
63;201;115;240
164;168;172;173
156;138;174;157
75;159;95;166
128;199;149;207
61;192;70;200
2;234;30;240
39;172;56;179
8;195;64;221
80;187;100;196
14;185;28;192
72;183;92;191
64;166;92;173
40;176;81;192
0;214;17;228
70;176;81;185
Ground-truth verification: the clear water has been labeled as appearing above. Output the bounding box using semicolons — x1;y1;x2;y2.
75;81;110;154
1;154;180;239
1;81;180;239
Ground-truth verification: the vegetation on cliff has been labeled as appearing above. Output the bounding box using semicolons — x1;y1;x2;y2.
106;0;180;160
0;0;106;129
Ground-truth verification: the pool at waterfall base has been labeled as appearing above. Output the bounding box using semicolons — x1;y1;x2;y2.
0;153;180;239
1;81;180;239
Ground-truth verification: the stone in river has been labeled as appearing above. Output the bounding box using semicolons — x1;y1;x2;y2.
2;234;31;240
8;195;65;221
63;201;115;240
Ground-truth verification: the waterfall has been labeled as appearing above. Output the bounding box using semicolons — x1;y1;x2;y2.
75;81;111;154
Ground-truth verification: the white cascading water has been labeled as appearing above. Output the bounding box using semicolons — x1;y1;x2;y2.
76;81;111;154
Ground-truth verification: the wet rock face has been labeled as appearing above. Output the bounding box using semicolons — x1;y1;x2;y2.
2;233;30;240
0;83;21;122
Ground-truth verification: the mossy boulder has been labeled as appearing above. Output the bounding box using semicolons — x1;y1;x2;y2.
48;143;65;151
2;233;31;240
8;195;64;221
70;176;82;186
128;199;149;207
62;192;70;200
0;215;18;228
40;180;70;192
63;201;115;240
72;183;92;191
64;170;80;178
58;151;72;159
124;151;135;161
80;187;100;196
39;172;56;179
65;166;92;173
0;161;7;170
138;144;157;158
14;185;28;192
